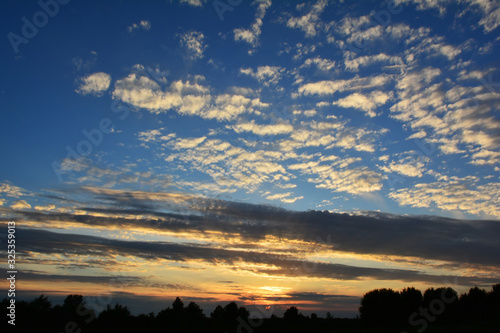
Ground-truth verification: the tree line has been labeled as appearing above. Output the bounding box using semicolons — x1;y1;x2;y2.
2;284;499;332
359;283;500;331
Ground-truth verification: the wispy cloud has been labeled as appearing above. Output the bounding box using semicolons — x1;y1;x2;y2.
76;72;111;96
127;20;151;33
233;0;272;53
179;30;207;60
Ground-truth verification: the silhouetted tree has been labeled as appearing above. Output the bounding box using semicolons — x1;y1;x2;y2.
326;311;333;320
210;301;249;333
488;283;500;320
185;301;204;321
359;288;404;327
459;286;489;322
96;303;133;333
283;306;301;321
400;287;423;319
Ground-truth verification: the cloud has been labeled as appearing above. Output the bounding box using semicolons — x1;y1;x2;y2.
10;199;31;210
0;182;27;198
179;0;206;6
472;0;500;32
266;192;292;200
171;136;207;149
393;0;448;15
301;57;336;71
76;72;111;96
379;157;426;178
396;0;500;32
240;66;284;86
113;68;270;121
390;66;500;165
389;180;500;218
202;94;269;121
287;0;327;37
112;73;208;114
179;31;207;60
343;53;404;71
12;188;500;281
127;20;151;32
289;157;384;194
137;129;166;143
34;204;56;211
230;121;293;136
159;138;292;193
332;91;391;117
298;75;392;96
233;0;272;53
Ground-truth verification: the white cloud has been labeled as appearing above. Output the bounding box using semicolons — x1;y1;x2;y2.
333;91;391;117
407;130;427;139
240;66;284;86
395;0;500;32
298;75;392;96
34;204;56;211
202;94;269;121
76;72;111;96
179;0;206;6
171;136;207;149
287;0;327;37
230;121;293;136
0;182;28;198
266;192;292;200
390;180;500;218
393;0;448;15
471;0;500;32
128;20;151;32
113;73;209;114
292;161;384;194
137;129;173;143
301;57;336;71
179;31;206;60
164;139;293;194
281;195;304;203
10;200;31;210
343;53;404;71
379;158;426;178
233;0;272;53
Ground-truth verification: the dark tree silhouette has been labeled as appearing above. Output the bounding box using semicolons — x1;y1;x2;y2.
400;286;423;319
488;284;500;320
210;301;249;333
359;288;404;327
459;286;489;322
5;284;500;333
96;303;133;332
283;306;301;321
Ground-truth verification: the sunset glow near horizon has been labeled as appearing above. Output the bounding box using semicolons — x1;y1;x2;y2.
1;0;500;318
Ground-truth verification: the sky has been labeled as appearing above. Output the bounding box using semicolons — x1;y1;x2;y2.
1;0;500;318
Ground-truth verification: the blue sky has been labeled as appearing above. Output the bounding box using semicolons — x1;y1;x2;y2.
1;0;500;317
